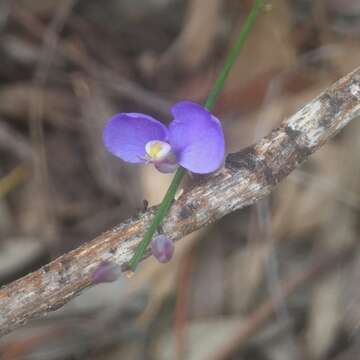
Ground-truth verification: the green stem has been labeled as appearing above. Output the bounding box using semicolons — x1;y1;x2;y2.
129;167;185;269
204;0;264;111
129;0;264;271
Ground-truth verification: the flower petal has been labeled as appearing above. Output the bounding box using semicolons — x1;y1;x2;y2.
103;113;168;163
168;101;225;173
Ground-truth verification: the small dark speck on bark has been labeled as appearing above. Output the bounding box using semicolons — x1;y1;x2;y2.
263;166;276;186
61;256;72;271
295;145;313;160
225;147;258;171
179;205;194;221
319;93;344;128
284;126;302;140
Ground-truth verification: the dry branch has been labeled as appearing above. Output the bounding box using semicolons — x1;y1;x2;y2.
0;67;360;337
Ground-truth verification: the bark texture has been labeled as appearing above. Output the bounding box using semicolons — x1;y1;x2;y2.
0;67;360;336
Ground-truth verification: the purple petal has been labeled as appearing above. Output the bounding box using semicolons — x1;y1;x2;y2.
168;101;225;174
103;113;168;163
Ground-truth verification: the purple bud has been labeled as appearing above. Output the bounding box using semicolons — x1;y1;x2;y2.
91;260;122;284
150;234;174;263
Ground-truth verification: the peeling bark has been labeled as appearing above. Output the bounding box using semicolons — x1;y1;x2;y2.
0;67;360;337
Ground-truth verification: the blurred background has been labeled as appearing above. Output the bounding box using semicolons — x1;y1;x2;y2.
0;0;360;359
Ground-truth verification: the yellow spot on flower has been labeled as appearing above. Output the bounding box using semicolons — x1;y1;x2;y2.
148;142;163;158
145;140;171;161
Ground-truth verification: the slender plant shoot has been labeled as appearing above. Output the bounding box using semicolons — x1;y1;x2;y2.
122;0;263;271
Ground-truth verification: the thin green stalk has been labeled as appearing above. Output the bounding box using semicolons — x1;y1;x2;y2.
129;167;185;269
129;0;264;271
204;0;264;111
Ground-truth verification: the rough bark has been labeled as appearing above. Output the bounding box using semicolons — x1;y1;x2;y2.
0;67;359;337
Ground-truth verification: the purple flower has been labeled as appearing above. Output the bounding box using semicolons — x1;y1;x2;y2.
151;234;174;263
103;101;225;174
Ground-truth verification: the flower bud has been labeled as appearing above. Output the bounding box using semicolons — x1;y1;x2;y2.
150;234;174;263
91;260;122;284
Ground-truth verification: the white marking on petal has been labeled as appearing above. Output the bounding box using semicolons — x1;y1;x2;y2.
145;140;172;162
